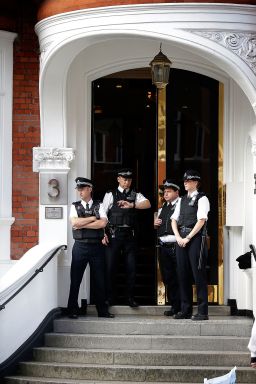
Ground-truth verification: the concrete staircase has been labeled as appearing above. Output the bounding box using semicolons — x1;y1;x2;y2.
4;306;256;384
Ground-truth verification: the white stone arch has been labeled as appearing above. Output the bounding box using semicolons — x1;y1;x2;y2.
35;4;256;148
34;4;256;309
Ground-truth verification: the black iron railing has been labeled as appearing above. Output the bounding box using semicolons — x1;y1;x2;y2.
0;245;67;311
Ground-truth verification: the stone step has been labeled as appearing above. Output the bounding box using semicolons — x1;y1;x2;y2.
86;305;230;317
4;377;198;384
16;362;256;383
54;316;253;337
45;333;250;351
33;347;250;367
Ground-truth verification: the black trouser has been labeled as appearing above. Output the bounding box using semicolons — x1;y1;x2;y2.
176;231;208;315
67;241;108;315
105;228;137;302
158;243;181;312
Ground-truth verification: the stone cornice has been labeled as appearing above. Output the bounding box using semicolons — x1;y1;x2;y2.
191;31;256;75
33;147;75;172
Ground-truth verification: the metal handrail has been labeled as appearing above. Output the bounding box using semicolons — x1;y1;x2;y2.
249;244;256;262
0;244;67;311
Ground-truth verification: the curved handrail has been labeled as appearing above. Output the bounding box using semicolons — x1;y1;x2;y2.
0;244;66;311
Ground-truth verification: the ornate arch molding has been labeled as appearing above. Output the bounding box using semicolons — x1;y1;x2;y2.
35;3;256;148
190;30;256;76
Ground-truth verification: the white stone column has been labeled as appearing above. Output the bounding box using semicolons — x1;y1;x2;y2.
33;147;75;246
0;31;17;263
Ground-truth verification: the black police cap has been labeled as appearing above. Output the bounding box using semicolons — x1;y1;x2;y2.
117;168;133;179
75;177;93;188
183;169;201;182
163;179;180;191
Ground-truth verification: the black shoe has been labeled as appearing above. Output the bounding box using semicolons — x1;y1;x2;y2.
191;313;209;321
173;311;192;319
98;312;115;318
68;311;78;319
164;309;177;317
127;298;139;308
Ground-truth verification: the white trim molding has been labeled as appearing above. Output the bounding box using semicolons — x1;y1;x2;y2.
0;30;17;261
190;31;256;76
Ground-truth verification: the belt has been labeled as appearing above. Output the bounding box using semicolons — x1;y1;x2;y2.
76;239;101;244
159;240;176;248
179;226;192;232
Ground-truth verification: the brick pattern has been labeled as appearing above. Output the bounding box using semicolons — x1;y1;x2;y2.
11;16;40;259
38;0;256;21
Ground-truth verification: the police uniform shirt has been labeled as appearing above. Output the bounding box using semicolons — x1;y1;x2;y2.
171;190;210;222
102;186;148;214
69;199;108;220
158;197;180;243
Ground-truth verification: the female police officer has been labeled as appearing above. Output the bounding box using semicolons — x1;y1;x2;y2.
171;170;210;320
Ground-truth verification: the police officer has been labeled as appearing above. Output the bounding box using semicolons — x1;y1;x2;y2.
103;168;151;307
171;170;210;321
154;179;181;316
67;177;114;319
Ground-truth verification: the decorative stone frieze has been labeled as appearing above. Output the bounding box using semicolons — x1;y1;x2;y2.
33;147;75;172
191;31;256;75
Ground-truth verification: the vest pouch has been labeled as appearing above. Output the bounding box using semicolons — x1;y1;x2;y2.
72;228;85;240
110;212;124;226
124;210;136;227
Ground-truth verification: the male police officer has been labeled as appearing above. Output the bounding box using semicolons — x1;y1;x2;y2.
154;179;181;316
103;168;151;307
67;177;114;319
171;170;210;320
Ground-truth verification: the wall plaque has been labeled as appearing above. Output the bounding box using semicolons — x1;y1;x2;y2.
45;207;63;219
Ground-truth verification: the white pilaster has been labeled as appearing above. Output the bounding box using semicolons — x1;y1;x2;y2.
0;31;17;261
33;146;75;245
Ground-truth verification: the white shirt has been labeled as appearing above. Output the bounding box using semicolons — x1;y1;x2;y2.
69;198;108;219
158;197;180;243
171;190;210;222
102;186;148;214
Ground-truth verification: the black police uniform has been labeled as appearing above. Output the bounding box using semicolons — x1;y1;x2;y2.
157;199;181;314
67;178;110;318
173;170;209;319
105;187;138;305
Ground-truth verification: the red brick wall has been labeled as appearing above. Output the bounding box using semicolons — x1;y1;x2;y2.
38;0;256;21
7;13;40;259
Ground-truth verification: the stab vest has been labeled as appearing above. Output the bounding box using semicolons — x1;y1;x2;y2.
72;200;104;241
108;189;137;227
157;201;177;237
178;192;205;228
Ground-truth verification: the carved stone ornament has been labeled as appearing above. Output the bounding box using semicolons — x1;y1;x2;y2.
191;31;256;75
33;147;75;172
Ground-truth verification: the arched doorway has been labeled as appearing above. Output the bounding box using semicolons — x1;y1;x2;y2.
91;67;220;305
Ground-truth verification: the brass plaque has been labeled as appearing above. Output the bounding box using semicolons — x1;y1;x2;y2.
45;207;63;219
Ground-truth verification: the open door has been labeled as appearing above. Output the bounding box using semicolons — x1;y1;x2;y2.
91;68;221;305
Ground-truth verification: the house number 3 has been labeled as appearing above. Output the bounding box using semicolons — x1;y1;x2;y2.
48;178;60;199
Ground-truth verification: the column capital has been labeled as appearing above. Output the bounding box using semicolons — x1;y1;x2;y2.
33;147;75;173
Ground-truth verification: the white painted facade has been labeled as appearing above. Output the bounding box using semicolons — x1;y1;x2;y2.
1;3;256;319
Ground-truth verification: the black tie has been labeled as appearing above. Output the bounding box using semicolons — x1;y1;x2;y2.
86;203;89;211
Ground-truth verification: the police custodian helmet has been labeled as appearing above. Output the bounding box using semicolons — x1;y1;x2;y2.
75;177;93;188
117;168;133;179
163;179;180;191
183;170;201;182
